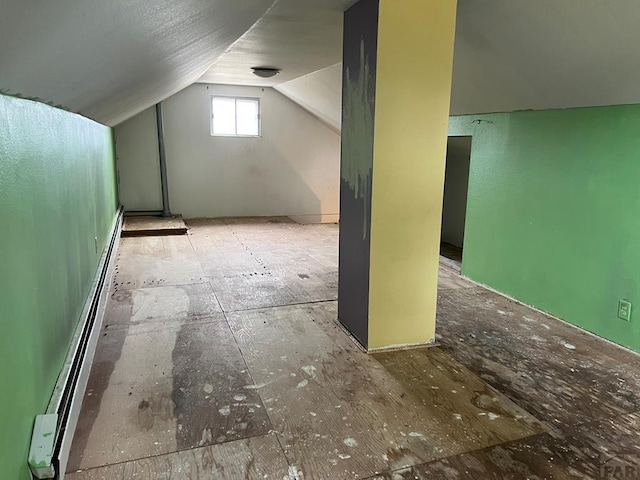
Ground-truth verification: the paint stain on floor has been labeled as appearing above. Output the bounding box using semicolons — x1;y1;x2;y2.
66;219;640;480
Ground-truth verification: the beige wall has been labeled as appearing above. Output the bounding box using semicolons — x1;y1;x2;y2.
115;84;340;221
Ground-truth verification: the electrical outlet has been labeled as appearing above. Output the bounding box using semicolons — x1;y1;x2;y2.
618;300;632;322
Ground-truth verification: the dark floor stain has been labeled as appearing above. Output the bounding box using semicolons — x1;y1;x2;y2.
440;242;463;264
298;273;310;279
66;320;131;471
171;321;272;450
436;287;640;434
381;412;640;479
137;399;155;431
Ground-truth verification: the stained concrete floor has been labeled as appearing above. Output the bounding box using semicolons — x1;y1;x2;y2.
66;218;640;480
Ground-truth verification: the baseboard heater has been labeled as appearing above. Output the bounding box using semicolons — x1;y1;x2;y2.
28;207;124;479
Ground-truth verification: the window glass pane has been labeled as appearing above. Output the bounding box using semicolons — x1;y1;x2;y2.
212;97;236;135
236;99;259;136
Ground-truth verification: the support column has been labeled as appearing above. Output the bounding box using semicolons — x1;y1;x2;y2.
338;0;457;350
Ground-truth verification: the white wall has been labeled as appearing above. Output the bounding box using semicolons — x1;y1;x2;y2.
116;84;340;222
115;107;163;212
441;136;472;247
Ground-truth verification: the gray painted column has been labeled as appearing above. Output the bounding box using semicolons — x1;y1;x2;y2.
338;0;379;348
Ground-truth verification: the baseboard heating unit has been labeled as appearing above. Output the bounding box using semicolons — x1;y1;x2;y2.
28;207;123;479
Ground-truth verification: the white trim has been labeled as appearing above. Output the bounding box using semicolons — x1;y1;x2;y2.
30;207;123;480
210;95;261;137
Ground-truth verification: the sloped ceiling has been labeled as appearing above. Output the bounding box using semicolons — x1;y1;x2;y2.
0;0;275;126
197;0;357;87
274;63;342;133
276;0;640;131
3;0;640;128
450;0;640;115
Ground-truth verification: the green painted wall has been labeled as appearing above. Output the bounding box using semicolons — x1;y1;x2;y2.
0;95;118;479
449;104;640;352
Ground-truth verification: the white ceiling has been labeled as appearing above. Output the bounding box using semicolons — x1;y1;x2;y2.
0;0;275;126
3;0;640;127
450;0;640;114
197;0;357;87
274;63;342;132
277;0;640;129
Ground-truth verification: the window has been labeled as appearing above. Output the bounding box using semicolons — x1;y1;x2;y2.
211;96;260;137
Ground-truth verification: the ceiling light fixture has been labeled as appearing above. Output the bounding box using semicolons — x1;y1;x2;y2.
251;67;280;78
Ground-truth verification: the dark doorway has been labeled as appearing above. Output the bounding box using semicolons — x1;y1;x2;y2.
440;136;472;268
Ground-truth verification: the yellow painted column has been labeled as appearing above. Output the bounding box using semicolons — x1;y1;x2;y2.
367;0;457;349
338;0;456;350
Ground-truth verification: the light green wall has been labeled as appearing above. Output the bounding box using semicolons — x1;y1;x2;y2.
449;104;640;352
0;95;118;479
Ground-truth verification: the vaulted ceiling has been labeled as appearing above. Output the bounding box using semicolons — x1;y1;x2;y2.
274;64;342;133
275;0;640;131
0;0;276;126
199;0;356;87
2;0;640;128
450;0;640;115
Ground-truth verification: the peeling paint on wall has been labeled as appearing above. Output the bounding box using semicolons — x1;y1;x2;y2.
342;39;375;240
0;88;71;111
337;0;379;348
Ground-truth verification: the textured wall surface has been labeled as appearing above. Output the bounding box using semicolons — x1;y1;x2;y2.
450;104;640;352
0;95;118;479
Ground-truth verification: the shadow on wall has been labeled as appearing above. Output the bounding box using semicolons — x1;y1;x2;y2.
114;107;163;212
261;133;323;224
441;136;472;249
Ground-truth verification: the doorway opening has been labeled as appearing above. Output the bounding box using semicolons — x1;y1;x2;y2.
440;136;472;270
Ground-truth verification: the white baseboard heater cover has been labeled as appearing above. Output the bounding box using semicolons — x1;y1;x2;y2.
28;207;123;479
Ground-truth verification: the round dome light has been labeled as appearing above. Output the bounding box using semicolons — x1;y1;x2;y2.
252;67;280;78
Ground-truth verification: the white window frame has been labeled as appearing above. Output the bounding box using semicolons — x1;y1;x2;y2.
210;96;261;137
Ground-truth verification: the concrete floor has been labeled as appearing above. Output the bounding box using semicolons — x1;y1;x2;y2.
66;218;640;479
